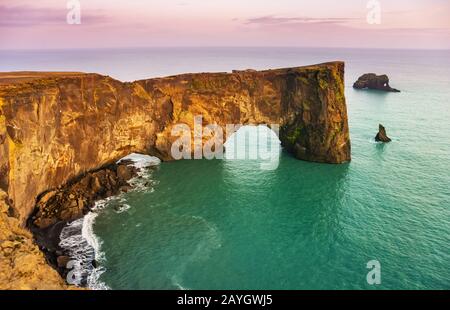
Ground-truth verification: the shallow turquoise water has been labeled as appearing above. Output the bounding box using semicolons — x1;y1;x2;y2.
5;47;447;289
84;48;450;290
93;147;449;289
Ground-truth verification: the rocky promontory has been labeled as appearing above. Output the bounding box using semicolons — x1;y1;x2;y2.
353;73;400;92
0;62;351;288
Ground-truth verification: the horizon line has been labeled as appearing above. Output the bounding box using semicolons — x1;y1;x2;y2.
1;46;450;52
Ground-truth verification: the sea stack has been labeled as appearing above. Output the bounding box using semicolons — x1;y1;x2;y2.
375;124;392;142
353;73;400;92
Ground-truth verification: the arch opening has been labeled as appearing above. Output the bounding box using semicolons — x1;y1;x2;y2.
223;125;281;171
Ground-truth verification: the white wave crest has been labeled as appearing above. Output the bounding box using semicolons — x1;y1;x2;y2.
58;153;161;290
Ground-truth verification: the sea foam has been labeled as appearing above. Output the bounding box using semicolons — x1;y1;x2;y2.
58;153;160;290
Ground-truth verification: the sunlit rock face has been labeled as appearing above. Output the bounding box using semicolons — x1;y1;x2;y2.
0;189;68;290
0;62;350;223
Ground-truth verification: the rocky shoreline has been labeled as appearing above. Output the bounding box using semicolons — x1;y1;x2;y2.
26;157;151;287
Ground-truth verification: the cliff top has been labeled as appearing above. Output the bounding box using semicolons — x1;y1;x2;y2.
0;72;87;85
0;61;344;86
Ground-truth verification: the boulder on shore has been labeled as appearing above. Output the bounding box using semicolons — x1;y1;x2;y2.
353;73;400;92
375;124;392;142
32;162;138;229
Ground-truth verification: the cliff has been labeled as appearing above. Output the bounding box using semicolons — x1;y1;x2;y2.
0;62;350;228
0;189;67;289
0;62;351;289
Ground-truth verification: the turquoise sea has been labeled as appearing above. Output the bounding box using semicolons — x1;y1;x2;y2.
1;47;449;289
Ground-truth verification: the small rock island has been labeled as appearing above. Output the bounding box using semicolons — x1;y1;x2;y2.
353;73;400;92
375;124;392;142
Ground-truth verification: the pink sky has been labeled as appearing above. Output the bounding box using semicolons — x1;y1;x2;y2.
1;0;450;49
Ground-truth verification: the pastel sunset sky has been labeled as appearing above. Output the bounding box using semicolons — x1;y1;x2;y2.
1;0;449;49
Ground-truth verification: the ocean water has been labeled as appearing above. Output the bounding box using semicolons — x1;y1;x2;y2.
1;47;449;289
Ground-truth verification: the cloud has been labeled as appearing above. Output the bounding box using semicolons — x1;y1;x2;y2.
0;5;107;27
244;15;358;26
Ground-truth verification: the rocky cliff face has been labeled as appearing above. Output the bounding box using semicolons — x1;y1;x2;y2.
0;189;67;289
0;62;350;226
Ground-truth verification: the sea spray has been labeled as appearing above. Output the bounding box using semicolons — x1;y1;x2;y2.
58;153;160;289
59;197;113;289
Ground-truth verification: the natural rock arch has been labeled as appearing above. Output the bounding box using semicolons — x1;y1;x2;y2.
0;62;350;222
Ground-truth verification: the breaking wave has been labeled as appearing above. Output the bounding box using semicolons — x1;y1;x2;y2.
58;153;160;290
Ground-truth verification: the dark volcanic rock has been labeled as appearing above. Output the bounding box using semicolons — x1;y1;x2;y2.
375;124;392;142
32;162;138;229
353;73;400;92
57;255;70;268
117;164;135;182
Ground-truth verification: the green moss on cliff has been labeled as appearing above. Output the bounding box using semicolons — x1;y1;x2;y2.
190;78;204;90
318;78;328;89
132;83;152;100
286;127;302;144
303;99;314;111
336;89;344;103
190;75;234;91
331;69;345;101
297;76;310;85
